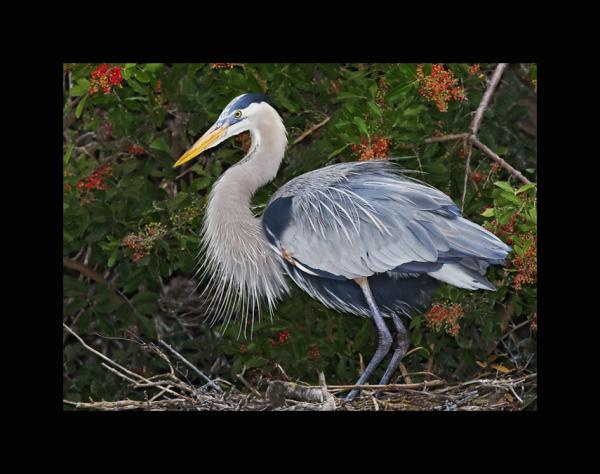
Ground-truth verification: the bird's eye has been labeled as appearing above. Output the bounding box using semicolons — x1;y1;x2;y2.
234;110;242;119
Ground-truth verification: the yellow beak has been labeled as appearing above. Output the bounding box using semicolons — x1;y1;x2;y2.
173;125;227;168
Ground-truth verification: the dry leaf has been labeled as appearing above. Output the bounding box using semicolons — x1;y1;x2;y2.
490;363;512;373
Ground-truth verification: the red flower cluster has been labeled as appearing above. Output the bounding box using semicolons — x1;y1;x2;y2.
89;64;123;95
269;329;291;347
351;134;391;161
468;63;481;75
76;163;112;192
512;237;537;290
469;170;486;183
308;344;320;363
239;344;248;353
484;213;537;290
127;144;146;156
486;211;521;245
530;312;537;332
122;222;167;263
424;303;465;336
416;64;465;112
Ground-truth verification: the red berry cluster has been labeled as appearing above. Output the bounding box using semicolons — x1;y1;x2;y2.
76;163;112;192
469;170;486;183
308;344;320;363
89;64;123;95
416;64;465;112
127;144;146;156
424;303;465;337
485;211;521;246
269;329;291;347
468;63;481;75
351;134;391;161
512;237;537;290
484;212;537;290
239;344;248;353
122;222;167;263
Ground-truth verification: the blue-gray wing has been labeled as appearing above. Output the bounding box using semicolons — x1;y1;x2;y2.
262;159;511;289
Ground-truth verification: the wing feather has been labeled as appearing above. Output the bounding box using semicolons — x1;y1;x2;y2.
263;160;511;282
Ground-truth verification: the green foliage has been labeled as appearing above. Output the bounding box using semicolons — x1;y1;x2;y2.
63;63;537;403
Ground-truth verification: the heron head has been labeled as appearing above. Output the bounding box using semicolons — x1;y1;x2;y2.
173;93;273;167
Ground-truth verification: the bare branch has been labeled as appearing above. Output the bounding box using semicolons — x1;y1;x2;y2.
469;136;532;184
158;340;221;392
470;63;508;135
291;116;330;147
423;133;468;144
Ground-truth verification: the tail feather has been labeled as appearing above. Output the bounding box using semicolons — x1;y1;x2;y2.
427;263;496;291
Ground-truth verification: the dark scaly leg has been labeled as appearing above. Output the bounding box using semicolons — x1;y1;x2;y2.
378;313;410;385
345;277;393;402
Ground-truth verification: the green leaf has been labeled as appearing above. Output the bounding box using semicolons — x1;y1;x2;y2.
150;137;170;154
136;313;156;338
367;101;382;117
336;92;368;101
244;357;267;369
107;249;118;268
69;79;91;97
353;116;369;137
131;291;159;315
327;143;350;160
494;181;515;194
499;191;521;205
127;79;147;95
516;183;536;194
481;207;495;217
64;143;75;164
191;176;213;191
403;105;427;116
529;207;537;224
134;69;151;83
368;83;378;98
75;94;88;119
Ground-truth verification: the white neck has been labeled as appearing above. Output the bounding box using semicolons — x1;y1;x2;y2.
200;106;289;332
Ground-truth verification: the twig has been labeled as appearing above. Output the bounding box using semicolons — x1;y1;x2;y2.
159;340;221;392
291;116;330;146
62;324;193;402
469;136;532;184
398;363;413;385
461;141;474;211
328;380;445;391
423;133;468;144
422;63;533;188
63;256;108;286
63;399;191;411
236;372;263;399
470;63;508;135
63;257;126;306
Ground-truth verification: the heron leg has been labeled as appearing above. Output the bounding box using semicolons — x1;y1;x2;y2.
345;277;393;402
377;313;410;385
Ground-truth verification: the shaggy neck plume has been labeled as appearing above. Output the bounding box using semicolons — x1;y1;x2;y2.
199;106;289;336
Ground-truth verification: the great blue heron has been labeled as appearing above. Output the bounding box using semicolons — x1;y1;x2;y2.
174;93;511;401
